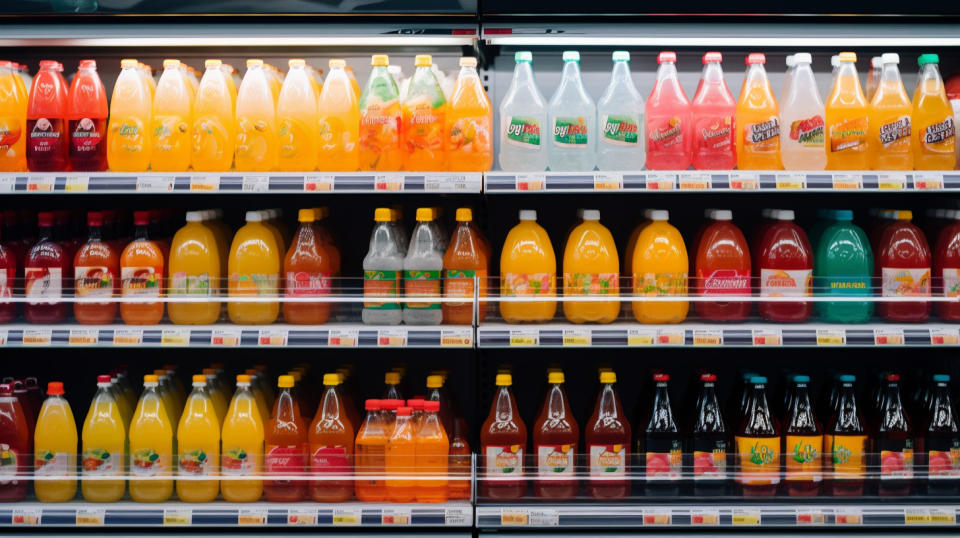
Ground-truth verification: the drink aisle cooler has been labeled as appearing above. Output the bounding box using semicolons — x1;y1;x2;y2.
3;3;960;535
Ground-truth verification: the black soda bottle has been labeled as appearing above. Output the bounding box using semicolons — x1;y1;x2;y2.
783;375;822;497
920;374;960;496
643;373;682;496
825;375;867;496
875;373;913;496
735;376;780;496
689;373;727;494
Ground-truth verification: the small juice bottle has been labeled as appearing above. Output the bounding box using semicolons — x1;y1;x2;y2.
151;59;193;171
736;53;781;170
265;375;307;502
176;374;220;503
309;373;355;502
913;54;957;170
107;59;152;172
500;210;557;323
355;399;388;501
318;59;360;171
168;211;221;324
120;211;165;325
74;211;119;324
416;400;449;503
221;375;264;502
443;208;490;324
277;59;319;171
877;210;931;322
359;55;403;171
632;210;688;323
868;53;913;170
403;55;447;170
82;375;126;502
0;61;27;172
26;60;69;172
192;59;235;172
283;209;333;324
67;59;108;171
386;406;417;502
691;52;736;170
563;209;620;323
756;210;813;322
24;211;68;323
585;371;630;499
235;59;278;172
735;376;781;496
129;375;173;502
34;382;77;502
825;52;869;170
228;211;281;324
446;57;493;172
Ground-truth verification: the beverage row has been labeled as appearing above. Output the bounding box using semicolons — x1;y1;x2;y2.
0;54;492;173
0;364;469;504
480;369;960;500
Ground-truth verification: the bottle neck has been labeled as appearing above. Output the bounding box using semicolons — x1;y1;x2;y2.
320;386;342;420
561;60;581;84
745;64;769;88
598;383;618;417
134;224;149;241
920;63;943;91
495;386;516;422
458;65;479;82
87;225;102;242
701;62;724;84
275;387;296;418
881;63;901;84
929;383;955;428
611;61;633;85
513;61;535;88
37;224;53;242
648;382;675;430
546;383;567;418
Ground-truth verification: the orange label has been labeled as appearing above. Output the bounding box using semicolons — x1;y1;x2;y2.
444;269;485;307
826;434;867;479
735;436;780;485
363;270;399;309
404;270;441;310
829;117;867;153
785;435;822;482
744;118;780;154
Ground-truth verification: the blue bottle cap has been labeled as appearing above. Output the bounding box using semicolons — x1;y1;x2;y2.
834;209;854;221
794;375;811;383
933;374;951;382
750;376;768;383
840;374;856;383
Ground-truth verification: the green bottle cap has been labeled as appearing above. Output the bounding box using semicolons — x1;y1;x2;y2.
918;53;939;66
515;51;533;63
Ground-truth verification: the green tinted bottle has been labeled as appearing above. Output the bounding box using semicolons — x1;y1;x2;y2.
814;210;874;322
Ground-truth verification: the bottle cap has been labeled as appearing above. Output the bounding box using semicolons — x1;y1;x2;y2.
653;373;670;382
373;207;392;222
323;373;340;386
144;374;159;383
548;371;565;384
205;59;222;69
880;53;900;65
885;373;901;381
329;59;346;69
408;399;424;410
785;54;796;67
896;210;913;221
794;375;810;383
120;58;139;68
831;55;839;67
777;209;796;221
424;400;441;412
382;399;403;410
84;211;103;227
163;59;180;69
185;211;204;223
713;209;732;221
79;59;97;69
600;371;617;383
454;207;473;222
37;211;54;227
838;52;857;63
746;52;766;65
562;51;580;62
649;209;669;221
426;375;443;388
97;374;112;384
871;56;882;68
495;373;512;386
133;210;151;226
364;399;382;411
277;375;294;388
297;208;315;223
749;376;767;384
415;207;432;222
397;406;412;417
365;54;388;67
385;372;401;385
934;374;951;382
246;58;263;68
460;57;478;67
919;53;940;66
657;51;677;64
415;55;432;67
582;209;600;221
245;210;262;222
835;209;854;221
519;209;536;221
612;50;630;62
236;374;252;383
794;52;812;64
702;52;722;64
192;374;207;383
840;374;856;383
700;373;716;382
515;51;533;63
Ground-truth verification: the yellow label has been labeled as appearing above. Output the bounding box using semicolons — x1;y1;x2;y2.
735;436;780;485
785;434;822;482
826;434;867;478
829;116;867;153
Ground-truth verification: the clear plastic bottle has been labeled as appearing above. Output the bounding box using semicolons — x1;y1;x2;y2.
596;51;644;171
499;51;547;171
736;53;781;170
780;53;826;170
150;59;193;172
780;54;796;102
691;52;736;170
547;51;596;171
403;208;444;325
363;208;405;325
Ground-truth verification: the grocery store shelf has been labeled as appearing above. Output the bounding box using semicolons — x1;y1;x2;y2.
0;172;482;194
0;501;472;528
0;323;474;349
476;322;959;348
484;170;958;193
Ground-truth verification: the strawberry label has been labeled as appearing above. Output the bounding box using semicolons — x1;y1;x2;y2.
363;270;400;310
265;444;306;475
178;448;211;476
222;447;254;476
122;266;161;297
503;272;554;296
171;271;213;296
700;269;750;295
601;115;639;146
34;449;71;476
693;449;727;479
131;448;164;476
25;266;61;304
881;267;931;297
75;266;114;299
311;445;350;474
928;448;960;478
880;448;914;479
789;115;825;147
485;445;523;477
82;448;119;475
645;449;682;480
537;444;574;476
589;444;625;478
760;268;812;297
504;116;542;148
285;271;332;297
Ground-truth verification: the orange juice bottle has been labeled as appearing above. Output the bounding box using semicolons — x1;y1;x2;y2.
176;374;220;503
736;53;781;170
359;54;403;171
34;382;78;502
443;207;490;324
913;54;957;170
500;209;557;323
120;211;165;325
203;368;228;425
355;399;388;501
403;55;447;170
192;59;235;172
235;59;278;171
81;375;126;503
318;59;360;171
151;59;193;172
107;59;152;172
563;209;620;323
345;66;362;101
826;52;869;170
386;405;417;502
129;375;173;503
221;374;264;502
168;211;221;324
868;53;913;170
416;400;449;503
632;210;688;323
228;211;281;324
446;57;493;172
309;373;355;502
0;60;27;171
278;59;319;171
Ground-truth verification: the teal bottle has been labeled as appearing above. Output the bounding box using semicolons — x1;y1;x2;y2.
807;209;839;249
814;210;874;322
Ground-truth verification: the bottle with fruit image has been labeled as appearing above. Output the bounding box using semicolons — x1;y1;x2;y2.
221;374;264;502
235;59;278;172
736;53;781;170
120;211;165;325
191;59;235;172
919;374;960;495
74;211;118;325
359;55;403;171
277;59;319;172
34;382;77;502
0;60;27;172
782;375;822;497
176;374;220;503
81;375;126;502
500;210;556;323
403;55;447;171
107;59;152;172
446;56;493;172
228;211;281;324
481;373;527;500
24;211;68;324
824;375;867;497
690;373;727;495
129;375;173;503
735;376;780;497
875;373;913;497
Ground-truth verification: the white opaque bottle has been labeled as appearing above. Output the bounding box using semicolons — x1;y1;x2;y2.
548;51;596;171
779;53;826;170
498;51;548;171
596;51;645;171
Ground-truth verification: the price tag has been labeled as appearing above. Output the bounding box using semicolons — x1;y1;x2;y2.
529;509;560;527
163;509;192;526
643;511;671;525
238;508;267;526
0;176;15;192
627;328;655;346
931;327;960;345
729;172;758;190
11;507;41;525
509;329;538;347
440;328;472;347
877;173;907;190
287;508;317;525
136;176;175;192
161;328;190;346
304;174;335;192
594;172;623;190
189;175;219;192
832;174;862;190
328;328;359;347
332;507;361;526
775;173;805;190
113;328;143;346
515;173;546;191
915;172;944;190
22;328;52;346
26;175;55;192
258;328;287;346
731;509;760;526
690;509;719;525
69;328;99;346
656;328;685;345
905;508;932;524
646;172;676;190
796;510;825;524
874;328;904;346
374;174;403;192
501;509;529;526
0;329;7;345
76;508;105;526
64;175;90;192
692;329;723;346
425;173;470;191
210;328;241;347
378;328;407;347
834;509;862;524
381;507;411;525
444;506;470;526
816;328;845;346
928;507;954;524
679;172;710;190
562;328;591;346
242;175;269;192
752;328;782;346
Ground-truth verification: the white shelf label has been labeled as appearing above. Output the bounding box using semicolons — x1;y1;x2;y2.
931;327;960;345
562;328;591;346
731;508;761;526
375;175;404;192
679;172;710;190
444;506;470;526
11;507;41;525
729;172;759;190
689;509;720;525
816;328;845;346
657;328;685;345
377;328;407;347
76;507;106;526
287;508;317;525
877;173;907;190
136;176;175;192
775;173;805;190
646;172;676;190
22;328;52;346
692;328;723;346
210;328;241;347
113;328;143;346
242;175;269;192
425;173;471;191
332;506;361;526
328;328;359;347
26;175;55;192
441;328;473;347
163;509;192;526
304;174;334;192
0;176;15;192
161;328;190;346
381;507;411;525
874;328;904;346
509;328;538;347
832;174;862;190
238;508;267;526
594;172;623;190
258;328;288;346
915;171;944;190
64;175;90;192
627;327;656;346
528;509;560;527
69;328;99;346
752;328;782;346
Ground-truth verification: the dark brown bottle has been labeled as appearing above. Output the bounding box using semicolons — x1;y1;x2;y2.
689;373;727;494
920;374;960;496
783;375;822;497
825;375;867;496
735;376;780;496
644;373;681;496
875;373;913;496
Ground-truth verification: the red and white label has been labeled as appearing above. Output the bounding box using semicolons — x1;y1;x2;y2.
700;269;750;295
589;444;626;478
25;267;61;304
760;268;811;297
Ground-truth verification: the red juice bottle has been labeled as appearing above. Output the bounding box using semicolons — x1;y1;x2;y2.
756;209;813;322
643;373;682;496
695;210;751;321
825;374;867;496
73;211;118;325
0;383;29;501
24;211;67;323
691;52;736;170
533;371;579;499
877;210;931;322
0;221;15;323
934;211;960;320
26;61;69;171
264;375;308;502
67;60;108;171
481;373;527;500
783;375;822;496
875;373;913;496
585;370;630;499
645;52;692;170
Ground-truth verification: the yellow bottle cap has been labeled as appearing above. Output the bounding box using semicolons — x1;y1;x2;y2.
385;371;401;385
144;374;159;383
204;59;222;69
192;374;207;383
163;59;181;69
246;59;263;68
323;373;340;386
416;207;432;222
236;374;252;383
456;208;473;222
372;54;389;66
838;52;857;63
374;207;392;222
121;58;139;68
897;210;913;220
495;374;512;386
426;375;443;389
329;59;346;69
548;371;565;384
289;58;306;68
278;375;295;388
415;55;432;67
298;208;315;222
600;371;617;384
460;57;478;67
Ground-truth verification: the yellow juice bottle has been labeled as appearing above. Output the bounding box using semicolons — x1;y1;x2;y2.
192;59;235;172
632;210;689;324
177;375;220;503
563;209;620;323
153;369;181;429
278;59;319;171
244;369;270;424
82;375;126;502
235;59;278;171
403;55;447;171
318;59;360;171
34;382;78;502
913;53;957;170
151;59;193;171
203;368;228;424
868;53;913;170
826;52;869;170
228;211;281;324
500;209;557;323
0;61;27;171
735;53;781;170
107;59;152;172
129;375;173;503
221;375;264;502
168;211;221;324
446;57;493;172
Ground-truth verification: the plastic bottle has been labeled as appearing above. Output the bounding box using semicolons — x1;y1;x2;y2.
176;374;220;503
735;376;780;496
780;54;796;100
192;59;235;172
221;374;264;502
167;211;220;324
913;54;957;170
107;59;152;172
33;382;77;502
355;399;388;502
275;59;319;171
73;211;118;325
309;373;354;502
119;211;164;325
26;60;69;171
689;373;727;494
129;375;173;502
532;371;578;499
691;52;736;169
695;210;751;321
868;53;913;170
825;375;867;496
150;59;193;171
235;59;278;171
24;212;67;323
403;208;444;325
645;51;692;170
0;61;27;172
814;211;873;323
67;60;108;171
780;53;826;170
446;57;493;171
935;212;960;320
499;51;548;171
783;375;821;497
585;370;630;499
317;59;360;171
0;383;28;501
443;207;489;324
562;209;619;323
920;374;960;494
416;400;449;503
281;209;331;324
228;211;281;324
363;208;404;325
403;55;447;170
632;210;688;323
82;374;126;503
500;210;557;323
756;210;812;322
875;373;913;496
0;222;15;323
736;53;781;170
596;51;644;170
264;375;307;502
877;210;931;322
641;373;682;495
359;54;403;171
386;406;416;502
825;52;869;170
546;51;596;171
481;373;527;500
866;56;882;101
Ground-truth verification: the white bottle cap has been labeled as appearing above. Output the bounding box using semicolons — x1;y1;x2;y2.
650;209;669;221
185;211;203;222
881;53;900;65
562;51;580;62
713;209;733;221
761;208;775;218
519;209;537;221
582;209;600;221
777;209;795;221
245;211;262;222
831;55;839;67
871;56;883;68
793;52;812;64
515;51;533;63
785;54;796;67
612;51;630;62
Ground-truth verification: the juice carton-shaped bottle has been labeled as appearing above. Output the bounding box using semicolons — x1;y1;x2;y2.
597;51;645;171
151;59;193;171
780;53;826;170
692;52;736;170
73;211;119;325
228;211;280;324
736;53;781;170
0;61;27;171
318;59;360;171
27;60;69;171
756;210;813;322
632;210;688;323
814;211;873;323
168;211;221;324
277;59;319;171
34;382;77;502
826;52;869;170
235;59;278;171
359;54;403;171
403;55;447;171
192;59;235;172
563;209;619;323
868;53;913;170
548;51;596;172
499;51;547;171
645;52;692;170
107;59;152;172
82;375;126;503
913;54;957;170
24;211;68;323
500;210;556;323
446;57;493;172
877;210;931;322
67;60;108;171
221;375;264;502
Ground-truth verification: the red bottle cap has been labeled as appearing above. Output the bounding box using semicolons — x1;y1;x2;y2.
381;399;403;410
47;382;64;395
0;384;11;397
97;374;112;383
365;399;382;411
653;373;670;382
408;399;425;410
37;211;54;227
424;400;441;412
746;53;766;65
703;52;722;64
39;60;58;70
87;211;103;227
885;373;901;381
700;373;717;382
133;210;151;226
79;59;97;69
657;51;677;64
397;406;412;417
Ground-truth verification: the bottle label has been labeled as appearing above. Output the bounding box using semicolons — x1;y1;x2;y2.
588;444;626;478
881;267;931;297
503;272;554;296
448;116;492;154
785;434;822;482
27;118;65;155
112;116;147;154
880;445;914;480
692;441;727;480
760;268;812;297
192;115;228;161
944;268;960;297
645;449;682;481
789;115;825;148
601;115;639;146
537;444;574;476
829;117;867;153
0;116;22;150
735;436;780;485
0;445;19;484
25;266;61;304
921;116;956;154
0;272;8;300
635;272;687;296
229;273;279;296
178;448;211;476
311;445;350;473
75;266;113;299
265;444;306;475
824;276;870;295
222;447;255;476
364;270;400;310
70;118;105;156
152;115;189;154
928;447;960;478
34;450;71;476
82;448;120;476
504;116;542;148
700;269;750;295
647;116;684;152
552;117;589;148
122;266;161;297
130;448;165;476
404;269;441;310
360;100;401;149
744;118;780;154
484;445;523;477
285;271;332;297
403;102;444;150
564;272;619;295
171;272;213;296
878;115;912;149
445;269;485;307
826;434;867;479
695;116;733;151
